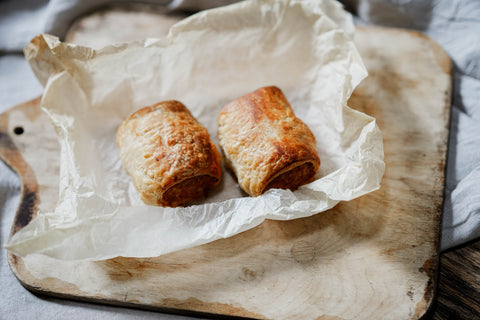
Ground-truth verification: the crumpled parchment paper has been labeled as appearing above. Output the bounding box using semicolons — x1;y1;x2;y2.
5;0;385;261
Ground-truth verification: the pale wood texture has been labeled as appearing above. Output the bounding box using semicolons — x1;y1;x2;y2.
1;7;452;320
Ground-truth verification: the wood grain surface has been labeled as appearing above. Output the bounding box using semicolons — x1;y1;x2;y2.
1;8;455;320
429;240;480;319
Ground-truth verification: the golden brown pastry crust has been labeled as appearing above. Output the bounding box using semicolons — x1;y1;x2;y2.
117;100;222;207
217;86;320;196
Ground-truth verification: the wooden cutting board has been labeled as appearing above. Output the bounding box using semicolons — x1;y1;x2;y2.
1;25;451;319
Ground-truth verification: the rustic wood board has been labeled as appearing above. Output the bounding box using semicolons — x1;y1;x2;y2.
1;26;451;320
432;240;480;319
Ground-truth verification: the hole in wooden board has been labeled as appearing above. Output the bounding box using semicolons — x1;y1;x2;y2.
13;126;24;135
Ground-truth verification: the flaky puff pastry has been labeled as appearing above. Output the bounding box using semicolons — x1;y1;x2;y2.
218;86;320;197
117;101;222;207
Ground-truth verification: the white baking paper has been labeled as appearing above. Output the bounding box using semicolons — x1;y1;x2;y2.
5;0;384;261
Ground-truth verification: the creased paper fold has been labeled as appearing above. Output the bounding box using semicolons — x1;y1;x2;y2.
5;0;385;261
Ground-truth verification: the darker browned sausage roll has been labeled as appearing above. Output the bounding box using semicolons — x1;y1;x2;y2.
217;86;321;197
117;100;222;207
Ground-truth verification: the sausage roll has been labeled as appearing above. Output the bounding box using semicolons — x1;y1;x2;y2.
217;86;320;197
117;100;222;207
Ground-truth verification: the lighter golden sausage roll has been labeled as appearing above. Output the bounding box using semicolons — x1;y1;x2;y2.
217;86;320;197
117;101;222;207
